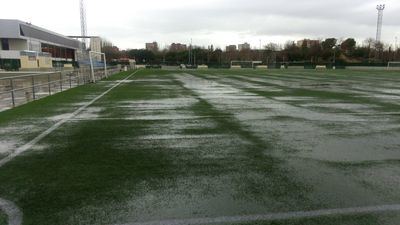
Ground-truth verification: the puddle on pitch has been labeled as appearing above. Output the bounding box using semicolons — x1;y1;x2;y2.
75;107;104;120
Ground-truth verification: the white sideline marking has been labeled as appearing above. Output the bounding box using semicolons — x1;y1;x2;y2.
0;70;139;168
0;198;23;225
116;204;400;225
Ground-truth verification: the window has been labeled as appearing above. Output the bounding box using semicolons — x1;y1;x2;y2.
20;26;25;36
1;39;10;50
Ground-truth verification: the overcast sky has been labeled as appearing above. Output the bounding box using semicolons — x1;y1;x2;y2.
3;0;400;49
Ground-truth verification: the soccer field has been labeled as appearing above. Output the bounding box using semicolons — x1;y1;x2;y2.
0;69;400;225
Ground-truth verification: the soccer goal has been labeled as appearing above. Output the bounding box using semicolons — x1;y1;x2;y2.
89;51;107;82
387;62;400;70
230;61;263;69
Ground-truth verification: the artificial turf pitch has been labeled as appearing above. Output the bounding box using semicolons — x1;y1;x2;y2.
0;69;400;225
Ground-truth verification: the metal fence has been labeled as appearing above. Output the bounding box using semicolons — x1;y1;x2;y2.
0;66;120;112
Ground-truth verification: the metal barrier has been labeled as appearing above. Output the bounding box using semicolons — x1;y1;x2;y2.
0;66;120;111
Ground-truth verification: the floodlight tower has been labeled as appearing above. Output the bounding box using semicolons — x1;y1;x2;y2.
80;0;88;50
376;4;385;43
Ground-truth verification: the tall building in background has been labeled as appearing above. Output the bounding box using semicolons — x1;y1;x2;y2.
90;37;102;53
169;43;187;52
238;43;251;51
145;42;159;52
226;45;237;52
89;37;112;60
297;39;320;48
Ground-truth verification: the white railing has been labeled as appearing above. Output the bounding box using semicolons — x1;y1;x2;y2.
0;66;120;111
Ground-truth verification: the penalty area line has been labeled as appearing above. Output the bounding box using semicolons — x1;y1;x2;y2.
116;204;400;225
0;70;140;168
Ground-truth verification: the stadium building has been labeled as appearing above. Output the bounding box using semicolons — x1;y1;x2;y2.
0;19;80;70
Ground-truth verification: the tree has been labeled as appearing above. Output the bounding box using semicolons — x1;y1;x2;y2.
317;38;336;61
364;38;375;49
341;38;356;56
321;38;337;50
127;49;155;64
264;43;280;51
102;46;121;62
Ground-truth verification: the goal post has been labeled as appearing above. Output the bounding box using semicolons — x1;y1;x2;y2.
387;61;400;70
89;51;107;83
230;61;263;69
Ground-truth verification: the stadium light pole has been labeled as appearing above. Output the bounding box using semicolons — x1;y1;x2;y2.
332;46;336;69
376;4;385;43
332;45;340;69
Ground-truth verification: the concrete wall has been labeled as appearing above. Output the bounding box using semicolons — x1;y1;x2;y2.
38;56;52;68
20;55;38;69
20;55;53;69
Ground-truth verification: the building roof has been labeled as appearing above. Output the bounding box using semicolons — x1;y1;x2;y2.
0;19;80;49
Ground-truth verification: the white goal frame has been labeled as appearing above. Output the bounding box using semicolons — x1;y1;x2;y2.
387;61;400;70
89;51;107;83
230;61;263;69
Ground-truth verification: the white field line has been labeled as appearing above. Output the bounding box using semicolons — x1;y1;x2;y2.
116;204;400;225
0;70;139;168
0;198;23;225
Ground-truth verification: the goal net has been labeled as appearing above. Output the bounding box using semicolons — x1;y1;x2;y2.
387;62;400;70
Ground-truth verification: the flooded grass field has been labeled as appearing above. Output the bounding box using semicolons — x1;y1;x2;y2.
0;69;400;225
0;211;6;225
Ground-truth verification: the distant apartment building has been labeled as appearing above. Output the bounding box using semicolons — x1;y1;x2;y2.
297;39;320;48
145;42;159;52
169;43;187;52
0;19;80;70
238;42;251;51
90;37;102;53
90;37;112;60
226;45;237;52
